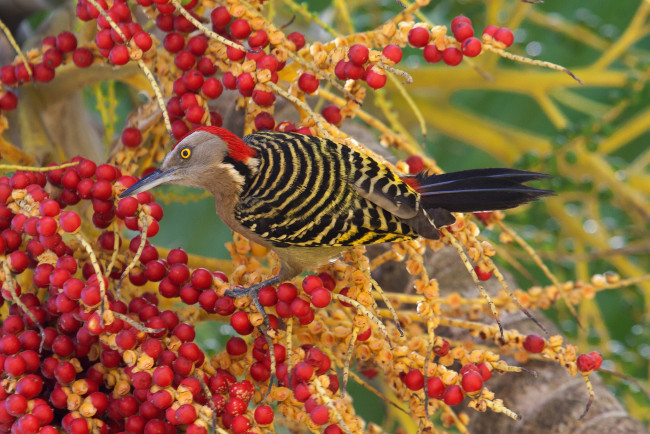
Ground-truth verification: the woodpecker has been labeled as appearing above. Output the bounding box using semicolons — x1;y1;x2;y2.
121;127;551;307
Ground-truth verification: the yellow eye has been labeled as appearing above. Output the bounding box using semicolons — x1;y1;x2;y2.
180;148;191;159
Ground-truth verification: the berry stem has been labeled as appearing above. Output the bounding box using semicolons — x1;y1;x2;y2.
86;0;173;135
117;210;149;299
75;231;107;316
0;17;32;81
103;220;120;279
496;220;583;328
112;312;164;334
441;227;505;340
482;44;583;84
387;73;427;139
312;375;353;434
0;161;79;172
353;249;404;337
170;0;247;51
1;261;46;352
341;325;358;395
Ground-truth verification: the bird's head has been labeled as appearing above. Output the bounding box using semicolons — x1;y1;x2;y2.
119;127;257;199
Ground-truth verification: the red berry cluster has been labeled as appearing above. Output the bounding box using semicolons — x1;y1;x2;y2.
407;16;514;67
402;362;491;407
334;44;387;90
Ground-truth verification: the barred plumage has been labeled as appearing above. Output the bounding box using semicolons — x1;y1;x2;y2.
236;131;420;248
121;126;552;294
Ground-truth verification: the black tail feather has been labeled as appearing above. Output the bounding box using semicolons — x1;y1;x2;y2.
415;168;553;213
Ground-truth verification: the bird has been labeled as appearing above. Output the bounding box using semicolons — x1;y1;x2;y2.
120;126;552;314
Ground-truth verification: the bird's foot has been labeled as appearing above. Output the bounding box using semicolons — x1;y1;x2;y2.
225;277;279;299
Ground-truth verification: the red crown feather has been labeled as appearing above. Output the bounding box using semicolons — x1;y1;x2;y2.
177;126;258;162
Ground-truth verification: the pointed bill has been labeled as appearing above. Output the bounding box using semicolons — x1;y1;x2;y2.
119;168;178;198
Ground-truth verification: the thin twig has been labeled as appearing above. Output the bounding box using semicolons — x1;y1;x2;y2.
483;44;582;84
441;228;504;340
0;17;32;80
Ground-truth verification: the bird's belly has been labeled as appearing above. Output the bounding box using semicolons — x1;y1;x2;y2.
274;245;348;280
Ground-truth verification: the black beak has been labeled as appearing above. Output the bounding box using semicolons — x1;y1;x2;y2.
119;168;178;198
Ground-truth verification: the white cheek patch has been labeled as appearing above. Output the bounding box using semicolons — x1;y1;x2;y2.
220;163;246;188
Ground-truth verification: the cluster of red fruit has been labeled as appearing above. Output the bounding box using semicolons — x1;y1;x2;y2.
407;15;514;66
1;157;364;431
0;162;215;433
402;359;491;407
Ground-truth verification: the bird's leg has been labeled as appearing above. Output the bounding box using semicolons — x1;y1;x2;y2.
225;275;281;301
225;276;281;395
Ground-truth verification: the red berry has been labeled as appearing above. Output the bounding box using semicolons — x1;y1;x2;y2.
426;376;444;398
462;37;482;57
121;127;142;147
59;211;81;232
211;6;231;29
451;15;472;32
56;31;77;52
442;47;463;66
254;404;274;425
254;112;275;131
109;45;130;65
452;22;474;42
248;30;269;48
477;362;492;381
227;44;246;61
0;91;18;111
230;19;251;39
133;31;153;51
231;415;250;433
230;311;254;335
322;105;342;126
442;385;464;406
252;89;275;107
175;51;196;70
163;33;185;53
483;25;499;38
73;48;93;67
348;44;369;66
1;65;16;85
298;73;319;94
175;404;197;424
43;48;63;69
408;27;430;47
202;77;223;99
310;405;329;425
589;351;603;370
474;265;492;281
365;67;386;89
188;35;208;55
311;288;331;308
382;44;403;63
523;334;545;353
422;44;442;63
494;27;514;47
287;32;305;50
257;285;277;306
356;327;371;341
577;353;601;373
334;60;347;80
461;370;483;392
290;297;310;317
277;283;297;302
344;62;364;80
184;70;204;92
153;365;174;387
294;362;314;381
404;369;424;390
